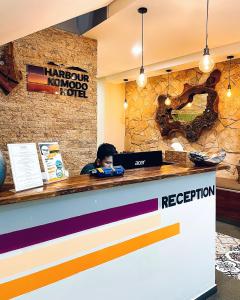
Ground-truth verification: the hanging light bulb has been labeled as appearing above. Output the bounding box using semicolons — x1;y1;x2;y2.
136;7;148;88
164;69;172;106
124;99;128;109
199;0;215;73
136;66;147;88
199;49;214;73
165;97;171;106
123;78;128;109
227;84;232;98
226;55;234;98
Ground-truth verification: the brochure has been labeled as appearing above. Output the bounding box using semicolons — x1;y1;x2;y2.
38;142;66;183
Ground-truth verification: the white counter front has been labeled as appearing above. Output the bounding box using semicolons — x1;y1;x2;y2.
0;171;217;300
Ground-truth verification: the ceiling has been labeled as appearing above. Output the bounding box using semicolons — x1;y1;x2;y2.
0;0;112;46
85;0;240;80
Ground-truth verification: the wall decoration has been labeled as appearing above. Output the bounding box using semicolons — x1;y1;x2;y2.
156;69;221;142
26;63;89;98
0;43;22;95
125;59;240;179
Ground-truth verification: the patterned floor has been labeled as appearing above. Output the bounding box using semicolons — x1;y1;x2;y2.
216;232;240;280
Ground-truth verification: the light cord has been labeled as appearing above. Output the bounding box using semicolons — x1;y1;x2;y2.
205;0;209;48
141;12;144;67
228;58;231;86
167;72;170;95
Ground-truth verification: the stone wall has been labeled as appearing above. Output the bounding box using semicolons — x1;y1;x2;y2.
125;60;240;179
0;28;97;181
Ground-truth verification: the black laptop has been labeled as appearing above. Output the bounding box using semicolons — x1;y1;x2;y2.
113;151;170;170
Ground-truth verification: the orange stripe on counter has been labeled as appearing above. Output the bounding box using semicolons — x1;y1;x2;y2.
0;223;180;299
0;213;160;280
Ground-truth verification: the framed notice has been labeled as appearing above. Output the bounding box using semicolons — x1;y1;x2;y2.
8;143;43;192
38;142;66;183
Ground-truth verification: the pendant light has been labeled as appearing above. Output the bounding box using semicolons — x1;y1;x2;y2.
136;7;148;88
123;79;128;109
199;0;215;73
165;69;172;106
226;55;234;97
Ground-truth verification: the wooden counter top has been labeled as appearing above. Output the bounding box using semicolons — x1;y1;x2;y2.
0;164;228;206
217;177;240;191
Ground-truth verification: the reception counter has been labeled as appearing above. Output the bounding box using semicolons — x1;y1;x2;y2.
0;164;227;300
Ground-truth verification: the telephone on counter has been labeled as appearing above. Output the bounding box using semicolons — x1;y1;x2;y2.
90;166;125;178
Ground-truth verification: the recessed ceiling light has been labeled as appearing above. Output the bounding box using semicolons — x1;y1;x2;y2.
132;44;142;56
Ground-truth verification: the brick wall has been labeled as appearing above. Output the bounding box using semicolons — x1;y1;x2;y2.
125;61;240;179
0;28;97;181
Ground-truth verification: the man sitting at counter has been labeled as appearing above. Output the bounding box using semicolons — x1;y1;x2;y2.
80;143;117;175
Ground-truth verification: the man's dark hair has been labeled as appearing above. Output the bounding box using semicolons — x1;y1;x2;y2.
97;143;117;160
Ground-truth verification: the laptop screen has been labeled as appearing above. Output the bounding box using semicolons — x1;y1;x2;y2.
113;151;163;170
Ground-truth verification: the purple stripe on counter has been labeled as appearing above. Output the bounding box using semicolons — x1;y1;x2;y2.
0;198;158;254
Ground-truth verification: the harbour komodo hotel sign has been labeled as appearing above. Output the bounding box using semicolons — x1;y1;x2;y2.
26;64;89;98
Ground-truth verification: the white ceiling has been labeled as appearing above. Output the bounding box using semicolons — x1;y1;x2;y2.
85;0;240;79
0;0;112;46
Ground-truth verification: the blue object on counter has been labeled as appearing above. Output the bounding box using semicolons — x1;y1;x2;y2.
90;166;125;178
0;150;6;186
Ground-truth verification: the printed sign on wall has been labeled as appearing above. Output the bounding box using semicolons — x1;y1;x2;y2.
26;63;89;98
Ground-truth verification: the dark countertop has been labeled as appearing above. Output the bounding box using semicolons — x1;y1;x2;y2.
0;164;228;206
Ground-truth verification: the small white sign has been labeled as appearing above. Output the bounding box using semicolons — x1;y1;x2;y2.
8;143;43;192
